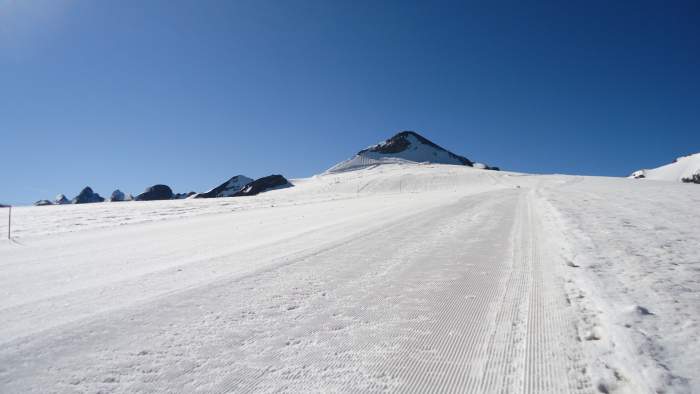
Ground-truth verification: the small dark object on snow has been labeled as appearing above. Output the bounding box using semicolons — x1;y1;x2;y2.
681;173;700;184
636;306;654;316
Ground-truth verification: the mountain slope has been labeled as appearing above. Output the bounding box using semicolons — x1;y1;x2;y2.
328;131;494;173
196;175;254;199
630;153;700;183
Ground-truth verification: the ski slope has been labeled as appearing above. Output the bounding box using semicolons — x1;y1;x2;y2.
0;164;698;393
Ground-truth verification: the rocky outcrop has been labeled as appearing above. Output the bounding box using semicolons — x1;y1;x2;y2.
110;190;126;202
135;184;173;201
473;163;500;171
328;131;497;172
54;194;70;204
173;191;197;199
72;187;105;204
195;175;253;199
233;175;290;197
682;172;700;184
358;131;473;167
34;200;54;206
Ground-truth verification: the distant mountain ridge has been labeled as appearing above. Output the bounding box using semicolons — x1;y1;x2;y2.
328;131;498;173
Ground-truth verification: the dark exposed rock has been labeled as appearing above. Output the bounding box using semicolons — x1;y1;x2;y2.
72;187;105;204
54;194;70;205
34;200;54;206
110;190;126;202
135;184;173;201
174;191;197;199
629;170;646;179
358;131;473;166
682;173;700;184
196;175;253;199
233;175;291;197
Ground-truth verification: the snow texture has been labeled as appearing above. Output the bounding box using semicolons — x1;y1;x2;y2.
0;164;697;393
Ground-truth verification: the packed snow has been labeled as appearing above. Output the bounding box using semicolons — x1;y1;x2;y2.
629;152;700;182
0;163;698;393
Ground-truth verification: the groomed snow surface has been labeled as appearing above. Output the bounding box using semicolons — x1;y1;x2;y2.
1;164;698;393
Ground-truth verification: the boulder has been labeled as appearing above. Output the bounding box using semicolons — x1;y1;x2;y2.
135;184;173;201
54;194;70;204
72;187;105;204
110;189;126;202
233;175;290;197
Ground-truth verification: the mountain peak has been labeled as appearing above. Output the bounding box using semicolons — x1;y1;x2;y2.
328;130;492;173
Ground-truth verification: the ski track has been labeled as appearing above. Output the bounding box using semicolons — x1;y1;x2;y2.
0;186;593;393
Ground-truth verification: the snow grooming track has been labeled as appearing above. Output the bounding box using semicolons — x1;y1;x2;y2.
517;190;592;394
472;189;592;394
0;187;595;393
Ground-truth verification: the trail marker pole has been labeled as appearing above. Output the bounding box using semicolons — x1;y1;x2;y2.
7;206;11;240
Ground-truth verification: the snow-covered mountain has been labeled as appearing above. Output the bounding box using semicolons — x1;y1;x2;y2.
629;153;700;183
327;131;497;173
195;175;253;199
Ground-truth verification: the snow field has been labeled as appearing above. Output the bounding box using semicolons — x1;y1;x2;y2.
0;164;698;393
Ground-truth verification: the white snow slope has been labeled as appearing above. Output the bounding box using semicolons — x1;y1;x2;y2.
0;164;698;393
629;153;700;182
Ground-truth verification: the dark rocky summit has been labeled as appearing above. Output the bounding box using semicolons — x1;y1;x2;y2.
72;187;105;204
196;175;253;199
54;194;70;204
359;131;474;166
135;184;173;201
110;190;126;202
233;175;291;197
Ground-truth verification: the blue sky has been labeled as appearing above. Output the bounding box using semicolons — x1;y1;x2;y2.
1;0;698;205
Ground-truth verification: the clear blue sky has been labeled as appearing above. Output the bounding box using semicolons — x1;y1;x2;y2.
1;0;698;205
